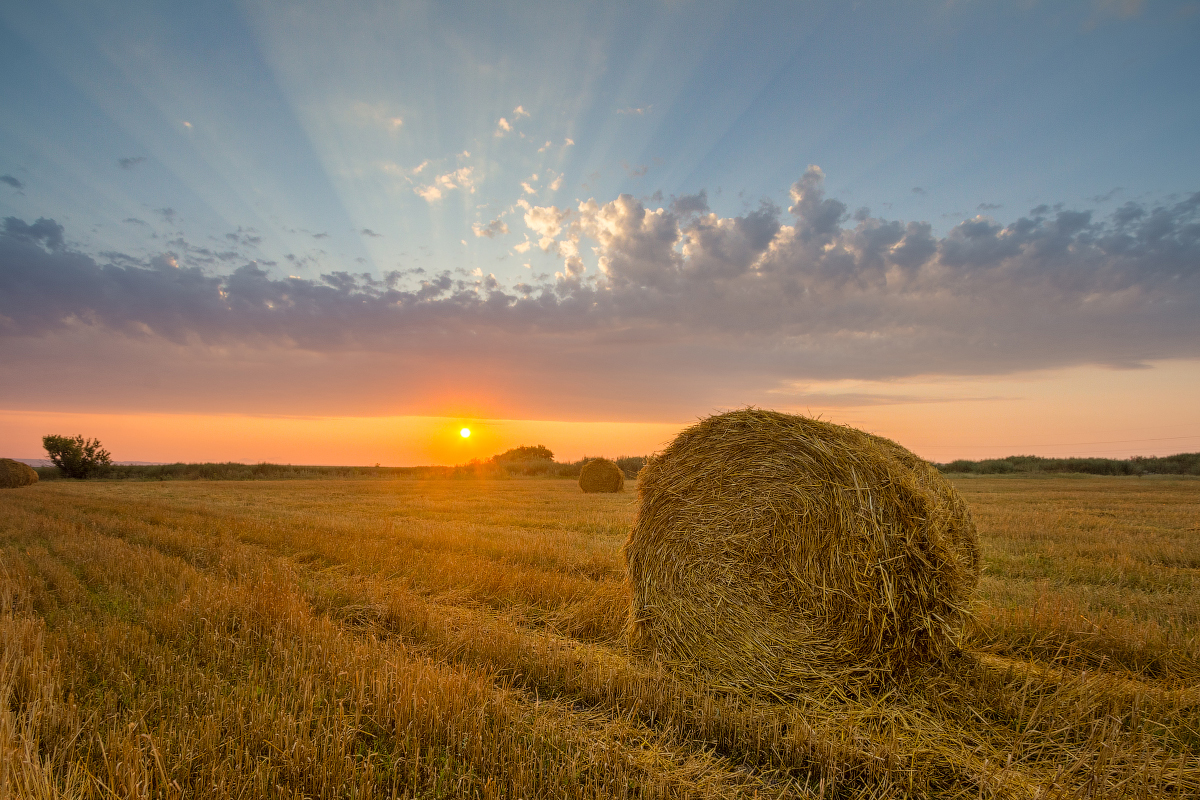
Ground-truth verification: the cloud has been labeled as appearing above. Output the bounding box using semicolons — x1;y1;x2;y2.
495;106;529;137
622;161;648;178
351;101;403;132
472;218;509;238
911;187;926;195
617;105;652;115
4;171;1199;418
2;175;24;190
117;157;146;170
548;175;563;192
415;167;476;202
361;228;382;238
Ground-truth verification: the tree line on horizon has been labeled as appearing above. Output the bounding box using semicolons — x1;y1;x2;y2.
28;434;1200;480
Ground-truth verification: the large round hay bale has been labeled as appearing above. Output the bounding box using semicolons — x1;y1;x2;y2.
624;409;979;691
579;457;625;493
0;458;39;488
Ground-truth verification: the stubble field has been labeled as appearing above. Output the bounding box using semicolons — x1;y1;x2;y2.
1;475;1198;799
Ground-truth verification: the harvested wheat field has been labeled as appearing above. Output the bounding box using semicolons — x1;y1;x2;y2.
2;475;1198;798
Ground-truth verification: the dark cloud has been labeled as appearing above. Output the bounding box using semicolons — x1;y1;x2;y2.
977;202;1002;211
3;169;1199;417
312;232;330;239
911;187;926;195
1;175;23;190
361;228;382;237
157;208;177;223
117;157;146;170
124;217;148;226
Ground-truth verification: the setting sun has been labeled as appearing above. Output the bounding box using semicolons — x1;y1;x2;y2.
460;428;471;438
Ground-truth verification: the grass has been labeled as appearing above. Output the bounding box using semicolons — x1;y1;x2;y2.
1;475;1197;798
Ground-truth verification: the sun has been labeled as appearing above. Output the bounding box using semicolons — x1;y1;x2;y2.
460;427;471;438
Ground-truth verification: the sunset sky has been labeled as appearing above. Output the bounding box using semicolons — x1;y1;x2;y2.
2;0;1198;465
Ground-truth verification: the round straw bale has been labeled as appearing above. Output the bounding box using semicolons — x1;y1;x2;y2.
579;457;625;493
624;409;979;692
0;458;39;488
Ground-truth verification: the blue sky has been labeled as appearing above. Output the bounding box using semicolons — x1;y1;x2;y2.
2;0;1199;461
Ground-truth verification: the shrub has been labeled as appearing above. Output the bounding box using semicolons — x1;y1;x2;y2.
42;434;112;479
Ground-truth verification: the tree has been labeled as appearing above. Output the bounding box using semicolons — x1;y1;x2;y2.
42;434;112;479
491;445;554;463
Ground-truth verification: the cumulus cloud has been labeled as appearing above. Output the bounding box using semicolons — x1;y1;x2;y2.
4;169;1199;417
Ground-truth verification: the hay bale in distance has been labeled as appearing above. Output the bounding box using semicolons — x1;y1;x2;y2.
623;409;980;692
579;457;625;493
0;458;39;488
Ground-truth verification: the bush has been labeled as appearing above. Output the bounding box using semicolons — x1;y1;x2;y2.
42;434;112;479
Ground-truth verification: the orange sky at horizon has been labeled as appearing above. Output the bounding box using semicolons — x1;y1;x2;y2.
3;361;1198;466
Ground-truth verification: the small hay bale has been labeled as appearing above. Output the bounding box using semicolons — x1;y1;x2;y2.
623;409;980;692
0;458;39;488
579;457;625;493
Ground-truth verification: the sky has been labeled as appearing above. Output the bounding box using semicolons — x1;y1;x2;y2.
2;0;1199;465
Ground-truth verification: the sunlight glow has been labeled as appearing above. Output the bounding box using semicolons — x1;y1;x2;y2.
460;427;471;438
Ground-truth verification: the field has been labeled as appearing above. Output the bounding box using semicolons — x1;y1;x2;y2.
1;475;1198;799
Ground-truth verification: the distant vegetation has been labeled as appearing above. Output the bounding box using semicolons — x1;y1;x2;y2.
937;452;1200;476
41;433;111;478
32;447;650;482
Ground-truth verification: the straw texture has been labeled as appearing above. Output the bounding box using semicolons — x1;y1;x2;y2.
624;409;980;693
579;458;625;493
0;458;39;488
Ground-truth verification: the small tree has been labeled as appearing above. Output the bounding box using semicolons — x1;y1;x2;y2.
42;434;112;479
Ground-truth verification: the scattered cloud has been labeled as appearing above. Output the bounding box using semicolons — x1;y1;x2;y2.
548;175;563;192
312;232;330;239
521;181;537;195
157;208;177;223
361;228;382;238
5;171;1199;416
911;187;926;195
622;161;648;178
182;121;192;129
117;157;146;170
123;217;147;226
617;105;653;115
1;175;23;190
495;106;530;137
472;217;509;238
977;202;1002;211
414;167;476;202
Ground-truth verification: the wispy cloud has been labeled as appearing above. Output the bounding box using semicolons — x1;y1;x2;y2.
0;175;23;190
117;157;146;170
351;101;404;132
617;105;652;115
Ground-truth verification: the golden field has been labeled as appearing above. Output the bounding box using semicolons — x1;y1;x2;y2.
1;475;1197;799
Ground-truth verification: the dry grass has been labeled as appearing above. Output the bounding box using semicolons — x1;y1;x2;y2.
1;474;1197;798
